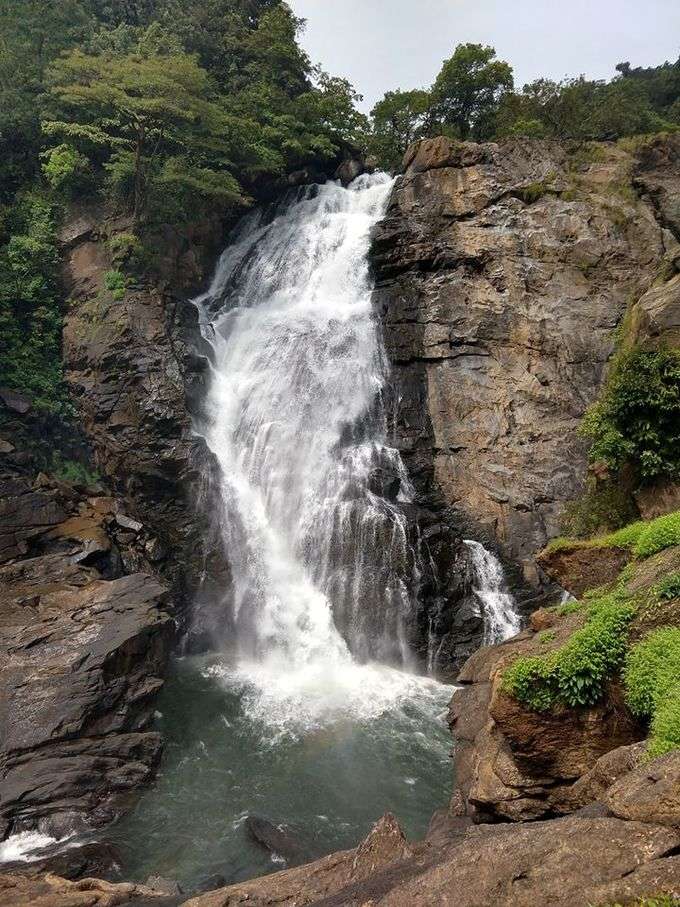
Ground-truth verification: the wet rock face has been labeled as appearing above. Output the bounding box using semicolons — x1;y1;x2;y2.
371;136;678;585
60;211;228;603
0;457;174;842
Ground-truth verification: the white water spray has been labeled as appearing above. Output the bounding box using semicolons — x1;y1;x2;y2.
464;540;521;644
194;174;443;731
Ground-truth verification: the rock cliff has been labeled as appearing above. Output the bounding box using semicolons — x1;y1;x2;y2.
61;210;227;603
0;399;174;842
372;135;680;588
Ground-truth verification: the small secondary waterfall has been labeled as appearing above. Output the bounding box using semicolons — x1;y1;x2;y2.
464;540;521;644
192;173;437;729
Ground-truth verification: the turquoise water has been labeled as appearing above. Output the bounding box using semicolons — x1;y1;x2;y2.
108;655;454;889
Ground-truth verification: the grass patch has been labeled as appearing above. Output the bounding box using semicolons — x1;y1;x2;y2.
624;626;680;757
503;589;637;711
545;510;680;561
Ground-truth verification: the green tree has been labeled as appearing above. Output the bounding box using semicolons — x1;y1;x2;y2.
370;89;431;169
431;43;513;140
42;40;245;223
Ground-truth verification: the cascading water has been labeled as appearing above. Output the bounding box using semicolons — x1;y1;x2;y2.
102;176;455;887
464;540;522;644
191;173;433;732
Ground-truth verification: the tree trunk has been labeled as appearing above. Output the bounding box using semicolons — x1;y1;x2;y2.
133;122;145;226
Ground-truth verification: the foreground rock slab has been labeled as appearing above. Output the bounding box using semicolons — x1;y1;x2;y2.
0;872;169;907
181;814;680;907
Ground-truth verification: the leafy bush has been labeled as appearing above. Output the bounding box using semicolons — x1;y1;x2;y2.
634;511;680;559
106;232;147;272
51;455;100;486
656;571;680;602
624;627;680;757
0;193;68;411
580;347;680;485
103;269;127;301
40;143;90;196
503;590;637;711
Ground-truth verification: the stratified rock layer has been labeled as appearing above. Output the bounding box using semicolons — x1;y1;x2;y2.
0;447;174;841
372;136;680;585
61;211;226;600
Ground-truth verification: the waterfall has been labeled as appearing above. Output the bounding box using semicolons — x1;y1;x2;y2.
464;540;521;644
191;173;440;731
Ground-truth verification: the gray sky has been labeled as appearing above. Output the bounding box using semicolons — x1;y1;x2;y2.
288;0;680;113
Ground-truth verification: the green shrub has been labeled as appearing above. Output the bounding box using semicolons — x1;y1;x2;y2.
624;627;680;757
580;347;680;485
51;455;100;486
633;511;680;559
106;232;147;273
503;590;637;711
656;571;680;602
103;269;127;301
561;481;639;539
40;143;90;196
0;193;68;411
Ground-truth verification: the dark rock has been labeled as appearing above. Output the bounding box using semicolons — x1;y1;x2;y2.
335;159;365;186
0;466;175;840
0;387;32;414
0;841;124;881
245;816;310;867
192;874;227;894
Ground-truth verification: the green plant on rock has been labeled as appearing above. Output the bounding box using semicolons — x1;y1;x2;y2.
546;511;680;562
580;347;680;485
106;232;147;274
103;269;127;301
51;454;100;486
656;571;680;602
503;589;637;711
624;626;680;757
634;511;680;559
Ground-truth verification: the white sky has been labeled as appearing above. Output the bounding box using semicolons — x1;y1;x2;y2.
288;0;680;113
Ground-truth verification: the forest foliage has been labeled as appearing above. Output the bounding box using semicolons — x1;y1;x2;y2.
1;1;679;410
369;44;680;168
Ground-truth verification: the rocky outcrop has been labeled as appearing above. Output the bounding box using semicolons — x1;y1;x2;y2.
60;210;227;602
447;615;641;823
179;798;680;907
537;542;629;597
372;135;680;588
0;872;169;907
0;427;174;843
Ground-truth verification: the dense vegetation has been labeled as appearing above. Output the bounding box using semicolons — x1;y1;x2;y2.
0;0;367;408
625;626;680;757
2;1;679;412
369;44;680;168
505;510;680;757
581;348;680;487
502;587;636;711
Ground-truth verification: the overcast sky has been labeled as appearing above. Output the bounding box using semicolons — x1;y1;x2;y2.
287;0;680;113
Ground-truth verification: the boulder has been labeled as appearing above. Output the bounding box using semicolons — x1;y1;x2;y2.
536;543;630;597
244;816;310;867
605;751;680;827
